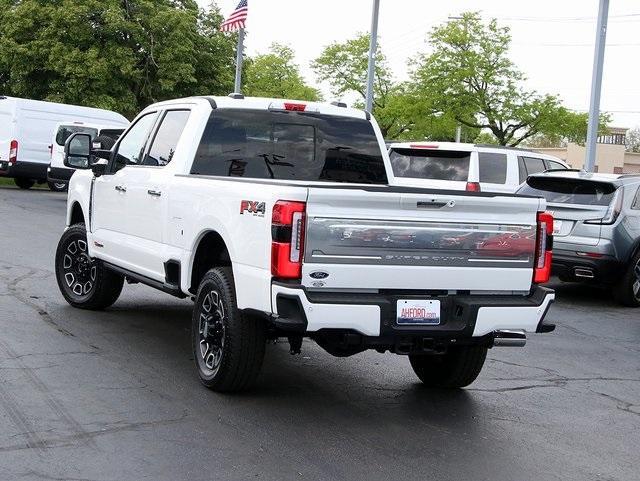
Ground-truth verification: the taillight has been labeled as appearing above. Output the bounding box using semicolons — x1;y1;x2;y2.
466;181;481;192
534;211;554;284
585;187;623;225
9;140;18;164
271;200;306;279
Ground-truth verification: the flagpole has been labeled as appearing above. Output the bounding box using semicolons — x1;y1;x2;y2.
234;28;245;94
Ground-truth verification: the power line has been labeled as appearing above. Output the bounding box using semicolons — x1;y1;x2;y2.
496;13;640;22
513;42;640;47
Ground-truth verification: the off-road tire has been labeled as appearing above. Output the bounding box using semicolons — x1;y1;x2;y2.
14;178;35;189
55;223;123;310
192;267;266;392
48;181;68;192
409;346;488;388
613;251;640;307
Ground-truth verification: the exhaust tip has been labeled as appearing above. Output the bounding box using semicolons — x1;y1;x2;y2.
574;268;595;279
493;330;526;347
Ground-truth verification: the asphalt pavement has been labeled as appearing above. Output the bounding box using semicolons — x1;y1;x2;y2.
0;185;638;481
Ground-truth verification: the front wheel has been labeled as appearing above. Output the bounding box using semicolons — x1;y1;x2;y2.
48;180;68;192
192;267;266;392
14;177;35;189
614;252;640;307
55;224;124;309
409;346;487;388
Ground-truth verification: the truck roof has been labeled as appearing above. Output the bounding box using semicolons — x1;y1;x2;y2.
387;141;565;162
149;95;370;120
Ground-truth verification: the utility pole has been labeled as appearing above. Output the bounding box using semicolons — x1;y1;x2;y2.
234;28;245;94
365;0;380;113
584;0;609;172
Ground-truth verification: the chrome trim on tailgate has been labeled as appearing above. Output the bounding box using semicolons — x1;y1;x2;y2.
305;217;536;268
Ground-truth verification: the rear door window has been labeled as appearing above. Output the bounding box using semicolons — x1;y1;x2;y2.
389;149;470;181
518;177;617;206
478;152;507;184
143;110;190;166
522;156;546;175
545;160;567;171
191;110;386;184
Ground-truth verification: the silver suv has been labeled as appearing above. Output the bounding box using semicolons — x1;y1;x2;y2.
517;171;640;306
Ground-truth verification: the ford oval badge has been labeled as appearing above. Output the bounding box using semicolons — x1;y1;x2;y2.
309;271;329;280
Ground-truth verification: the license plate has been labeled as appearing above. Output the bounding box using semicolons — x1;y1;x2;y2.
553;220;563;235
397;299;441;325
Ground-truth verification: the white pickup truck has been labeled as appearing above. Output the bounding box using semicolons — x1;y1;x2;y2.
55;95;555;392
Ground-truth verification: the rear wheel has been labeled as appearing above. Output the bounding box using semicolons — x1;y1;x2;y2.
614;252;640;307
14;178;35;189
409;346;487;388
192;267;266;392
55;223;124;309
47;181;68;192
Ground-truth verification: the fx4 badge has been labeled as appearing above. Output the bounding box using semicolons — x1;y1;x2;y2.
240;200;266;217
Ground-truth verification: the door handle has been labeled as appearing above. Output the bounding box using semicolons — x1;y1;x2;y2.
115;185;127;193
147;190;162;197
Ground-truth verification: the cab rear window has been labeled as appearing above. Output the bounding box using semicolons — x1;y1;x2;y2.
191;110;387;184
389;149;470;181
518;177;617;206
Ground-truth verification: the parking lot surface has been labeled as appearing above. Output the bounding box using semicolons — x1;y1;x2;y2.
0;185;638;481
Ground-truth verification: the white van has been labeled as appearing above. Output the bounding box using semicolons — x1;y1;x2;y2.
387;142;570;193
0;96;128;190
46;122;127;191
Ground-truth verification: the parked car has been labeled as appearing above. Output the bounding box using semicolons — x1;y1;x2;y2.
0;96;128;190
387;142;569;193
46;122;127;191
517;171;640;306
55;95;555;392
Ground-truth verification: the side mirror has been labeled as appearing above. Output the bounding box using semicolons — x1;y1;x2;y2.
91;159;108;177
63;133;92;169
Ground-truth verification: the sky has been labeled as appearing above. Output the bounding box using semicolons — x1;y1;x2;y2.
197;0;640;129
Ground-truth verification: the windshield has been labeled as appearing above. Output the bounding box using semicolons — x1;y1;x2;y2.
518;177;617;206
55;126;98;146
389;148;470;181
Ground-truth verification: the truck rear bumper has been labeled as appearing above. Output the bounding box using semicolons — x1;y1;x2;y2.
271;283;555;339
551;249;624;284
47;166;73;183
0;161;48;180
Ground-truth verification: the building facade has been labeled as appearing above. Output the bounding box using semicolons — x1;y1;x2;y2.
533;127;640;174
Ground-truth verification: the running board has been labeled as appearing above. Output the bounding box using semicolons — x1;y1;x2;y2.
103;261;186;299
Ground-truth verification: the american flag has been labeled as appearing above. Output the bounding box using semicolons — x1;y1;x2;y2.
220;0;248;32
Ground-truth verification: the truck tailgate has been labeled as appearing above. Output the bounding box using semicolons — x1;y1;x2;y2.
303;188;543;292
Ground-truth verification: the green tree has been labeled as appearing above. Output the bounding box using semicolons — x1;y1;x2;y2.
626;127;640;152
0;0;236;118
411;12;604;146
311;33;459;140
244;43;320;101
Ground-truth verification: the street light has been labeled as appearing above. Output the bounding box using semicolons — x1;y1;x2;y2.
584;0;610;172
365;0;381;113
448;15;464;143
